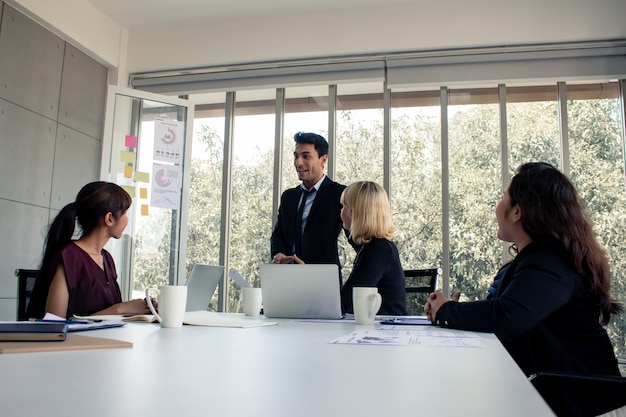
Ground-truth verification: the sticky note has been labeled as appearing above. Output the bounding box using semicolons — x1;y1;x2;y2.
134;171;150;183
123;165;133;178
141;204;149;216
120;150;136;164
125;135;137;148
140;187;148;199
121;185;136;198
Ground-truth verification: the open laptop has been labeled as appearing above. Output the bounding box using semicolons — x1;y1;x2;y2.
185;264;224;311
260;264;342;319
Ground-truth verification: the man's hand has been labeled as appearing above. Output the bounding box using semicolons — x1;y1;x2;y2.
272;253;294;264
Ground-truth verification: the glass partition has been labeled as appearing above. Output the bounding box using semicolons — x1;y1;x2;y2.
101;87;192;299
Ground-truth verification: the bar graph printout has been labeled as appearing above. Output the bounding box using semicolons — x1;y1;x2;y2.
329;329;483;347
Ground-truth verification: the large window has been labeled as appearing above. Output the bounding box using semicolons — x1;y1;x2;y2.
283;85;329;192
334;83;385;279
567;83;626;357
182;79;626;360
507;85;560;170
390;91;442;270
447;88;502;300
227;90;277;311
335;86;385;185
186;94;225;310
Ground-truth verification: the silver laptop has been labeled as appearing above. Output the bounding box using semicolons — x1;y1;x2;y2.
185;264;224;311
260;264;342;319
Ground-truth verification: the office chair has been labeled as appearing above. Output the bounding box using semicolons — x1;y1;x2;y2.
15;268;39;321
529;370;626;417
404;268;441;315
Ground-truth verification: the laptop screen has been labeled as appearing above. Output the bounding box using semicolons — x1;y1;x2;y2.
260;264;342;319
185;264;224;312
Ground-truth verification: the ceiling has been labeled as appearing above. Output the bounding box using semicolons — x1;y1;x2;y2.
82;0;418;102
84;0;421;32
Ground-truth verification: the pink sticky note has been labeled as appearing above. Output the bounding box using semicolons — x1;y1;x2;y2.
125;135;137;148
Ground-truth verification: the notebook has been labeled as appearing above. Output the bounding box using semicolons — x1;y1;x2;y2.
260;264;342;319
0;322;68;342
185;264;224;311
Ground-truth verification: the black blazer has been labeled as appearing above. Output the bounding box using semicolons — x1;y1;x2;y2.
435;239;623;417
341;238;407;315
271;176;346;267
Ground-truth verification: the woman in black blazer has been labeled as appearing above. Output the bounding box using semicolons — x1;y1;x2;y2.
425;162;624;417
338;181;406;316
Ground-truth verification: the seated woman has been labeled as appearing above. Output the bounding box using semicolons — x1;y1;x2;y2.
27;181;152;319
425;162;624;417
335;181;406;316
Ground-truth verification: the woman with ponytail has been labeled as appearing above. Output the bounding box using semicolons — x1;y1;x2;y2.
27;182;151;319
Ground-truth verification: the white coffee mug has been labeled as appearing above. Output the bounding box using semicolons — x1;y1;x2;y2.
353;287;382;325
242;287;262;317
146;285;188;328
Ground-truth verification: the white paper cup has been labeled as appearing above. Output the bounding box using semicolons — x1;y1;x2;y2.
242;287;262;317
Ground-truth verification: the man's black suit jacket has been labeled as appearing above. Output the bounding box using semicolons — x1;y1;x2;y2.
271;176;346;267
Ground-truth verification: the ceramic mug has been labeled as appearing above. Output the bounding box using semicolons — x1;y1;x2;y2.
353;287;382;325
242;287;262;316
146;285;188;328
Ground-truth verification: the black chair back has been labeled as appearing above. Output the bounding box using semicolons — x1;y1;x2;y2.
15;268;39;321
404;268;441;315
529;370;626;416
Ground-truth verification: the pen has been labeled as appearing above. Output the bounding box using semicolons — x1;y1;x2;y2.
31;319;91;325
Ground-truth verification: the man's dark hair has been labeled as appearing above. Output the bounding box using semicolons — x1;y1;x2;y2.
294;132;328;157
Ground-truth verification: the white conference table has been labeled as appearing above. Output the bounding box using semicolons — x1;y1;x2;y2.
0;316;554;417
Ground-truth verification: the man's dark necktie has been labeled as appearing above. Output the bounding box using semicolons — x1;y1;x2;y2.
295;188;316;256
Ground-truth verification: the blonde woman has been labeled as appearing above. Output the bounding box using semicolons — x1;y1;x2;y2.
339;181;406;315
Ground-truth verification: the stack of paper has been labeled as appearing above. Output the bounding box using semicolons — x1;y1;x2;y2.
183;311;277;328
74;314;157;323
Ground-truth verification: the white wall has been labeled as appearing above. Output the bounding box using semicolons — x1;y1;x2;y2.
126;0;626;72
10;0;626;76
0;3;109;319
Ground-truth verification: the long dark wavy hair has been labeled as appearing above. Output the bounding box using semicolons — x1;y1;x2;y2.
26;182;131;318
508;162;621;324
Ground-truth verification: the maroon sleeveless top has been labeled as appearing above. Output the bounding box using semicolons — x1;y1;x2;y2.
54;242;122;317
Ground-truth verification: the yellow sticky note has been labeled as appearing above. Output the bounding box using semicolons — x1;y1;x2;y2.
141;204;149;216
140;187;148;199
121;185;136;198
134;171;150;183
123;165;133;178
120;150;136;164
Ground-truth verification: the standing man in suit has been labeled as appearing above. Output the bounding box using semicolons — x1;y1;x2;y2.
271;132;347;269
